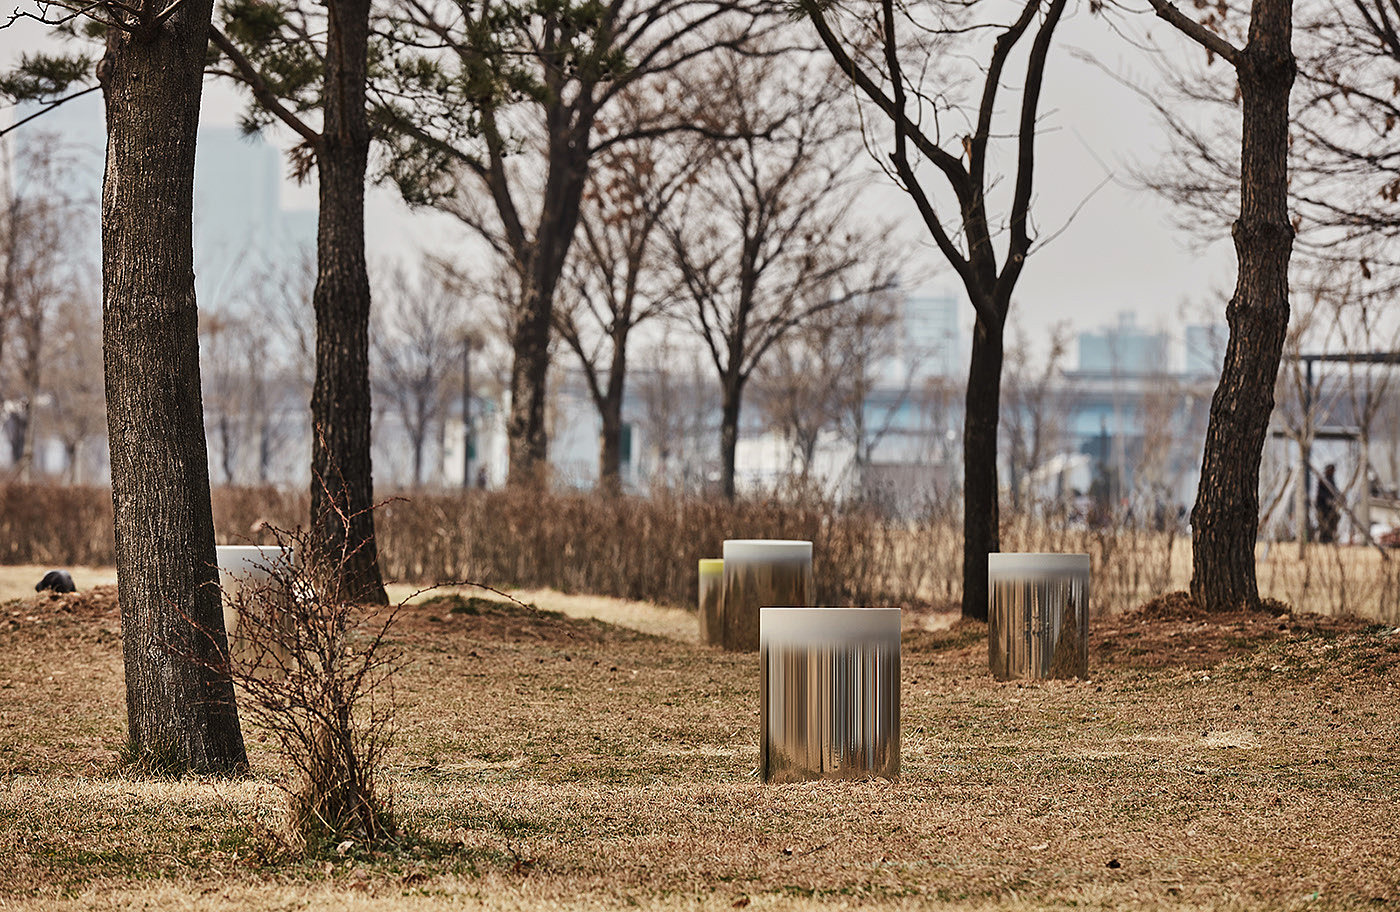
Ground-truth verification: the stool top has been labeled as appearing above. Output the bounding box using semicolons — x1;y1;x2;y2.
987;553;1090;577
698;558;724;575
215;544;293;574
760;606;900;645
723;540;813;562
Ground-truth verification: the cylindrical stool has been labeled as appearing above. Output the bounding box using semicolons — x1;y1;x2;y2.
698;559;724;645
987;553;1089;681
760;607;901;783
215;544;293;645
720;540;812;652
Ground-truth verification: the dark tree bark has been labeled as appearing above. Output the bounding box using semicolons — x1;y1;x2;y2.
507;276;563;487
1146;0;1296;610
308;0;387;604
805;0;1066;620
962;314;1007;624
497;120;589;488
99;1;247;772
597;338;628;488
208;0;386;604
720;383;742;501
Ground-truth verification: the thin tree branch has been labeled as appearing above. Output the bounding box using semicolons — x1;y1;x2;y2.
0;84;101;139
208;26;321;149
1143;0;1243;66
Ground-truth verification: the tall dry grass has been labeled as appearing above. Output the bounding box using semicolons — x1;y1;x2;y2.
2;483;1397;619
0;484;115;566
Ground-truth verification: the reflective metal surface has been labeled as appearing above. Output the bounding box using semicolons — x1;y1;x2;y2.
698;558;724;646
760;607;900;783
215;544;293;660
987;553;1089;681
720;540;812;652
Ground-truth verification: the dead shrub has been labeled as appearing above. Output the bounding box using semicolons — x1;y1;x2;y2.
214;515;400;853
0;484;114;565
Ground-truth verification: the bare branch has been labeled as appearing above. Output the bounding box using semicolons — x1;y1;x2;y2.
208;27;321;149
1143;0;1243;66
0;84;101;139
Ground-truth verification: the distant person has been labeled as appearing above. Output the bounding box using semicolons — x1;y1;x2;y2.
475;466;488;490
35;569;76;594
1316;463;1341;544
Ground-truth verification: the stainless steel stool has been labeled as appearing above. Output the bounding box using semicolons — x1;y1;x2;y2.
987;553;1089;681
760;607;901;783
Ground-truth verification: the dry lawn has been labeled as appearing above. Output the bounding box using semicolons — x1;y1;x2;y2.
1;571;1399;911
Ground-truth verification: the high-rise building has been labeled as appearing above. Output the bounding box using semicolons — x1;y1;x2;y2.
1076;312;1169;376
1184;323;1228;378
192;125;317;305
903;291;961;379
10;95;315;307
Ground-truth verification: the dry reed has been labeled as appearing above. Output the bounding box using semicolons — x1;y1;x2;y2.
3;484;1397;619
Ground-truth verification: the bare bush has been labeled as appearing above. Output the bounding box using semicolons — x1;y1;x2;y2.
0;483;114;565
214;517;399;851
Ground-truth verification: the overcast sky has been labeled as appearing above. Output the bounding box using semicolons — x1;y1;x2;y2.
0;4;1240;363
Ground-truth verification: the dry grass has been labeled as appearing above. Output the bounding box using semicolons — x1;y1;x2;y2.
0;564;117;603
2;568;1399;911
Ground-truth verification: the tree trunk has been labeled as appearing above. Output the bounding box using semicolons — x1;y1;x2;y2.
961;310;1006;622
219;413;235;484
504;134;591;488
64;439;80;485
507;286;551;487
410;426;425;489
599;402;623;491
1190;5;1295;612
5;402;27;469
720;383;742;501
597;341;628;490
309;0;387;605
100;9;247;773
258;417;272;484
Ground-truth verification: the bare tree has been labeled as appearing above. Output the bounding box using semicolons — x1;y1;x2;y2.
668;51;889;500
200;310;252;485
555;98;698;490
634;330;713;491
802;0;1069;619
755;269;907;489
752;313;844;486
1136;0;1297;610
0;135;88;479
827;276;909;481
378;0;772;485
372;266;466;489
41;291;106;484
1135;0;1400;285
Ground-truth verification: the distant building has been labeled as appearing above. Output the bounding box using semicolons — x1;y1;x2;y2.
1076;312;1169;376
1184;323;1228;378
193;126;317;304
902;292;961;380
11;96;315;310
1054;313;1217;514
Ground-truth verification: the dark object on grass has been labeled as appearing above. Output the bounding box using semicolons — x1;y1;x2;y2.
35;569;76;593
